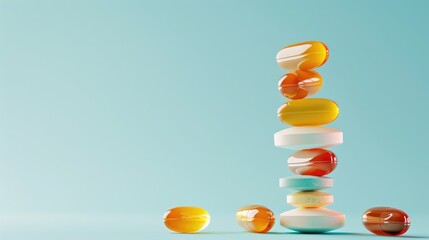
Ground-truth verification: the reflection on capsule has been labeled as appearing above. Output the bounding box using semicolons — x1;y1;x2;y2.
362;207;410;236
236;205;275;233
276;41;329;70
278;70;323;100
278;98;339;126
163;206;210;233
288;148;337;176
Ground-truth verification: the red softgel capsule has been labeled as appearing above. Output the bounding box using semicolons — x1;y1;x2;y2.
362;207;410;236
287;149;337;176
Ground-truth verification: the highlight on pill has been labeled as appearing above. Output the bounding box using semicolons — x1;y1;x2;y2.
163;206;210;233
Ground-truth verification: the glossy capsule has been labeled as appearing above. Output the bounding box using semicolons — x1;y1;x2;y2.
362;207;410;236
163;206;210;233
276;41;329;70
278;98;339;126
288;149;337;176
236;205;275;233
278;70;323;100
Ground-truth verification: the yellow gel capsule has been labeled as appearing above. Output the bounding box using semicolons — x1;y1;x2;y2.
163;206;210;233
276;41;329;70
278;98;339;126
236;205;275;233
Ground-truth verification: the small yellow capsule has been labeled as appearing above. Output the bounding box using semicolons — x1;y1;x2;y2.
276;41;329;70
163;206;210;233
278;98;339;126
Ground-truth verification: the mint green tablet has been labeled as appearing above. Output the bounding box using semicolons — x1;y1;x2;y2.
279;176;333;190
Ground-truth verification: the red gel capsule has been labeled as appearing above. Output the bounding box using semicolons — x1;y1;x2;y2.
278;70;323;100
362;207;410;236
287;149;337;176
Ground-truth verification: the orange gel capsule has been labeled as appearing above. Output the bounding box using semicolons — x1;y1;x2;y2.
362;207;410;236
276;41;329;70
277;98;339;126
163;206;210;233
278;70;323;99
236;205;275;233
288;148;337;176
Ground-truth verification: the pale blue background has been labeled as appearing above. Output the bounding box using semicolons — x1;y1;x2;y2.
0;0;428;239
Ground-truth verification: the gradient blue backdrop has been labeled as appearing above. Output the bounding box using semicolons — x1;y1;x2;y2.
1;0;428;239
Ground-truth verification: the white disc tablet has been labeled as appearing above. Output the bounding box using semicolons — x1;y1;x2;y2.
287;191;333;208
279;176;333;190
274;126;343;149
280;208;345;233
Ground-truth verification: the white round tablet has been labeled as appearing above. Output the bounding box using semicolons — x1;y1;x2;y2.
280;208;345;233
274;126;343;149
287;191;333;208
279;176;333;190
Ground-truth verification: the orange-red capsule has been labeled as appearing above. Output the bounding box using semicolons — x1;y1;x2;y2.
288;148;337;176
278;70;323;100
362;207;410;236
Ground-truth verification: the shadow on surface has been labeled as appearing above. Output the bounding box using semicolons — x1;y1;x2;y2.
266;232;429;238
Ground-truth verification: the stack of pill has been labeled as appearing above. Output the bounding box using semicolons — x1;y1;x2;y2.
274;41;345;233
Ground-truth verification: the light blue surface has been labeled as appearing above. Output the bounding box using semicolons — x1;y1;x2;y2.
0;0;428;239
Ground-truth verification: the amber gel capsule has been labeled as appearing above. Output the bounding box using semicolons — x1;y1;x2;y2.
278;70;323;100
236;205;275;233
278;98;339;126
163;206;210;233
362;207;410;236
276;41;329;70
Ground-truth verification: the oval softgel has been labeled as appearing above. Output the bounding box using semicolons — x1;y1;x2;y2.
288;149;337;176
276;41;329;70
163;206;210;233
236;205;275;233
278;70;323;100
362;207;410;236
278;98;339;126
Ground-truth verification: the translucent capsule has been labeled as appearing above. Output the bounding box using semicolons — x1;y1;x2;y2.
278;70;323;100
277;98;339;126
288;149;337;176
362;207;410;236
276;41;329;70
236;205;275;233
163;206;210;233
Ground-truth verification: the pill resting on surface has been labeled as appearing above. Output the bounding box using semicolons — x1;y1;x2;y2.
236;205;275;233
278;98;339;126
276;41;329;70
280;208;345;233
287;191;333;208
163;206;210;233
274;126;343;149
288;148;337;176
362;207;410;236
278;70;323;100
279;176;333;191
